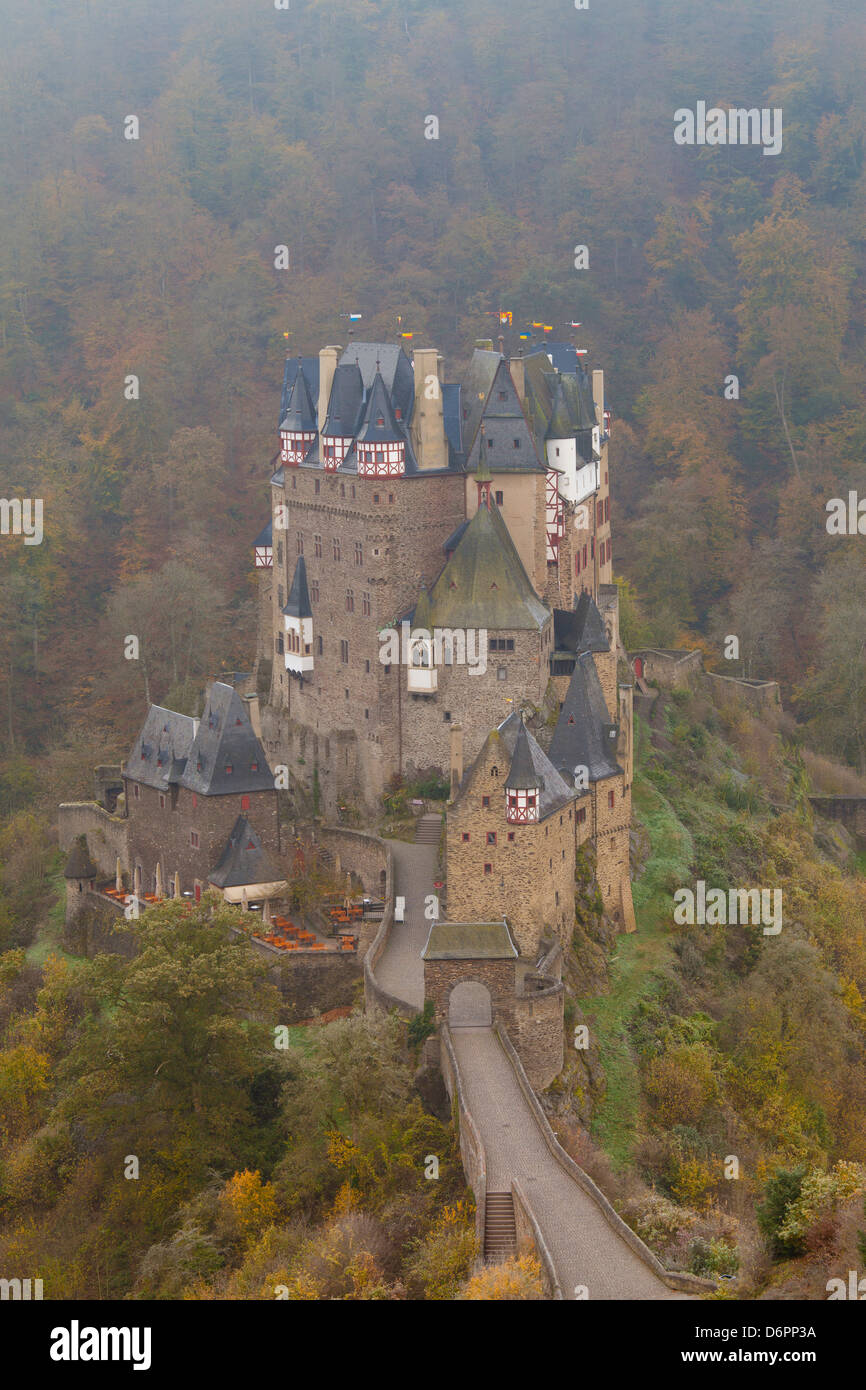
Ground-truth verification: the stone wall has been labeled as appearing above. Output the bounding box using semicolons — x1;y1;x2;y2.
63;892;138;959
57;803;130;876
508;984;564;1090
313;824;391;960
424;958;517;1025
705;671;782;715
630;648;703;689
592;772;633;930
440;1024;487;1258
444;731;576;958
123;780;280;898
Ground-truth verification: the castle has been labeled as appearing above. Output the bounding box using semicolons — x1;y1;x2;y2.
60;335;635;1087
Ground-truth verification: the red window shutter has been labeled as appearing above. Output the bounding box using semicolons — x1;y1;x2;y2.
241;795;250;811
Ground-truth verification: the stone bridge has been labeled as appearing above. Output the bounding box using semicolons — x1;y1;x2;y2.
365;837;703;1300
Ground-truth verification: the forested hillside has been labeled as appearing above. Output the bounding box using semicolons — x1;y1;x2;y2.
2;0;866;769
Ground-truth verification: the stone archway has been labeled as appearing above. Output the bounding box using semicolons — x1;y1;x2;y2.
448;980;493;1028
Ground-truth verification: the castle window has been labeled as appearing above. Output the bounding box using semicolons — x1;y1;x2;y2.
608;790;615;808
225;765;233;775
315;479;320;494
388;493;394;503
333;539;341;562
462;833;470;842
484;863;492;875
242;795;250;811
278;585;284;608
591;537;595;559
549;858;552;870
318;636;323;655
560;815;563;825
190;831;200;848
314;534;322;557
488;438;494;448
487;832;496;846
340;640;349;663
365;709;369;719
605;497;610;521
297;532;304;555
277;541;283;565
355;541;363;565
365;659;370;674
373;493;379;503
577;807;586;824
346;589;354;613
251;762;258;772
159;793;166;809
192;794;197;808
497;667;507;681
555;891;560;906
362;593;370;616
482;796;490;808
277;636;284;655
292;476;297;490
351;485;356;498
376;416;384;426
311;580;320;603
512;439;520;449
395;408;402;420
491;766;498;776
528;795;536;808
443;711;451;721
340;483;345;497
508;831;515;842
495;490;504;504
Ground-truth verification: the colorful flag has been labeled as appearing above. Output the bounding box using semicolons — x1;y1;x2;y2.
400;331;414;339
499;310;513;326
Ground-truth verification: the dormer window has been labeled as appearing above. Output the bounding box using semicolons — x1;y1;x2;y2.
395;408;402;420
376;416;384;426
225;765;233;775
251;762;258;772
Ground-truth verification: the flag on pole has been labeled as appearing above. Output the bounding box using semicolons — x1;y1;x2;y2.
400;331;414;339
499;310;513;326
569;320;582;328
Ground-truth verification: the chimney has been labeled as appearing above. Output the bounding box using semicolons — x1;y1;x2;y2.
317;345;341;435
509;356;525;403
592;368;605;431
243;693;262;740
411;347;448;471
449;723;464;800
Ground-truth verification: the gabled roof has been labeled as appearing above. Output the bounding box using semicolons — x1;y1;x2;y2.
180;683;275;796
126;705;198;791
497;712;575;817
64;836;97;880
283;556;312;620
461;348;502;457
422;919;517;961
549;652;621;784
279;365;317;433
254;520;273;548
465;358;545;474
356;370;405;444
208;816;282;889
426;501;549;631
523;353;598;455
323;362;364;438
554;593;610;655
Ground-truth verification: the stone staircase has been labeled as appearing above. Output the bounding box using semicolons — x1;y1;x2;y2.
414;814;442;845
483;1192;517;1263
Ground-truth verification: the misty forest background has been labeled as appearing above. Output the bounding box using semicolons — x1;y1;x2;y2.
3;0;866;1300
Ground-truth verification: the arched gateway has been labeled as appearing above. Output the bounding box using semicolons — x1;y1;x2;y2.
448;980;493;1028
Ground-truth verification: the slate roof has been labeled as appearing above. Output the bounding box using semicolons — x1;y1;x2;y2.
548;652;622;784
464;357;545;474
208;816;282;889
279;366;318;434
504;721;538;790
64;836;97;879
497;712;575;817
283;556;312;620
554;592;610;655
253;520;273;548
522;353;598;460
425;501;549;631
460;348;502;458
322;362;364;438
422;919;517;961
356;371;405;444
339;342;415;423
279;356;320;423
179;683;275;796
442;382;464;457
125;706;198;792
442;519;469;555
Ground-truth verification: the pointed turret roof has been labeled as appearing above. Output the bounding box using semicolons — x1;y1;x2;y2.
64;836;97;880
505;721;538;790
496;711;574;817
180;683;274;796
283;556;312;620
322;362;364;437
253;519;273;548
554;592;610;656
549;652;621;784
465;358;545;474
356;370;405;444
412;585;433;632
279;365;317;433
208;817;282;890
425;501;549;631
